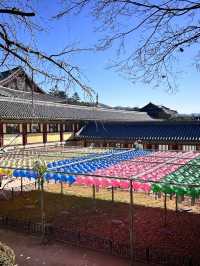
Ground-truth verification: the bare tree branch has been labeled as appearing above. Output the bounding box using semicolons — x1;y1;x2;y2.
0;1;94;96
63;0;200;91
0;8;35;17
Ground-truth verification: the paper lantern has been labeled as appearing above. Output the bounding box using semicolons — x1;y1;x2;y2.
161;185;174;195
152;184;162;193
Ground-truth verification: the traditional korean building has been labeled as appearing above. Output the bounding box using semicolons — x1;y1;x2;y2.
0;67;153;149
77;121;200;151
139;102;177;119
0;66;200;151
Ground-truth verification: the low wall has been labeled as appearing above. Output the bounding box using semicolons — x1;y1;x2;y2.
27;133;43;144
47;133;60;142
3;134;23;146
63;132;73;141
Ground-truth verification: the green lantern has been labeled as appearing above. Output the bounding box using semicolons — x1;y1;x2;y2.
174;186;187;196
152;183;162;193
161;184;174;195
188;188;200;198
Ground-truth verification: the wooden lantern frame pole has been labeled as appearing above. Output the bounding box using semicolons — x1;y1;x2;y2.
164;193;167;227
40;174;46;242
129;179;134;266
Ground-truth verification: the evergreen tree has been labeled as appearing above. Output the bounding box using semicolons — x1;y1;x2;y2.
71;92;80;103
49;85;67;99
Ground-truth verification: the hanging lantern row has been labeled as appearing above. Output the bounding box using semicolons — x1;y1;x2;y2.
12;169;76;185
0;168;13;176
47;149;124;169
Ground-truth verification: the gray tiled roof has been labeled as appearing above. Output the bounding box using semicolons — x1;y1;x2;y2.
0;85;64;103
0;67;20;81
0;97;154;122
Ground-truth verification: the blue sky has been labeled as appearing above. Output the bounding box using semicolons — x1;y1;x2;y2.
17;2;200;113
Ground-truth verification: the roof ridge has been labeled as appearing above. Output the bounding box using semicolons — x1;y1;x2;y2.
0;85;62;98
0;96;150;114
0;67;22;84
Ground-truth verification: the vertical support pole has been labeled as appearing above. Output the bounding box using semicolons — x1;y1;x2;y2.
60;182;63;195
191;196;195;206
43;123;47;145
175;194;178;212
40;175;46;242
0;122;4;147
92;184;96;200
164;193;167;227
22;123;27;146
111;186;114;202
38;179;41;190
20;177;23;194
129;179;134;266
11;188;14;200
60;124;64;143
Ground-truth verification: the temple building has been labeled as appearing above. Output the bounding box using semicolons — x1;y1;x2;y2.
0;67;200;151
0;67;152;149
77;121;200;151
139;102;177;119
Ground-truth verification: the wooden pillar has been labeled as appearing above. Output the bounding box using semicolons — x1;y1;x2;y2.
72;122;75;133
60;124;64;143
43;123;47;144
196;144;200;151
143;143;147;150
152;144;156;150
169;144;174;151
178;144;182;151
0;122;3;147
22;123;27;146
154;144;159;150
83;139;86;147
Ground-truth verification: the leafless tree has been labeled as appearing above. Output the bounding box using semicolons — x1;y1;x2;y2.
0;0;93;95
58;0;200;91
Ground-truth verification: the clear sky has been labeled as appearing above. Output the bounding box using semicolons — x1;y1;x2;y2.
22;2;200;114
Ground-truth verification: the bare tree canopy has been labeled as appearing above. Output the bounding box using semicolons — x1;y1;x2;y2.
58;0;200;91
0;0;93;94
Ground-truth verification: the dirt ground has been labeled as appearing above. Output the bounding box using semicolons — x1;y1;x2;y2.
0;229;154;266
1;190;200;258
